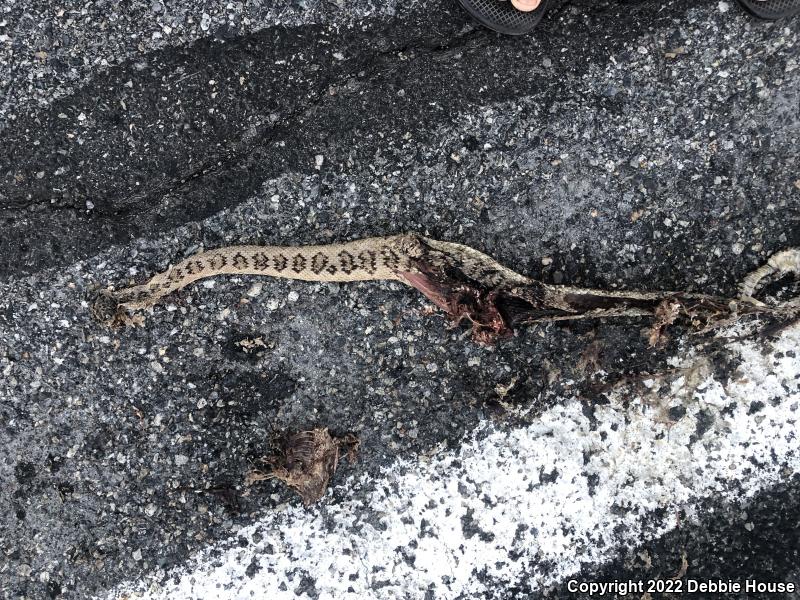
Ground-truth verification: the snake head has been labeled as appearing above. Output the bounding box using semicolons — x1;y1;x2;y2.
90;289;129;328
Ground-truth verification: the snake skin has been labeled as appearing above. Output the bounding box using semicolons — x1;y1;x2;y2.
107;235;418;310
92;233;800;329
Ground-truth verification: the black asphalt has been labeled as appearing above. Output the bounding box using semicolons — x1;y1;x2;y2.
1;1;799;598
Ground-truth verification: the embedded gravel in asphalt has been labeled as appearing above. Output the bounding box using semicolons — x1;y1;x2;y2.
1;1;799;598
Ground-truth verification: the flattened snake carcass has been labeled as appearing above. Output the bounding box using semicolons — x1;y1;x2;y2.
91;234;800;343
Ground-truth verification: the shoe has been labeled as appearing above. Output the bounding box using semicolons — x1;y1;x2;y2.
458;0;550;35
737;0;800;19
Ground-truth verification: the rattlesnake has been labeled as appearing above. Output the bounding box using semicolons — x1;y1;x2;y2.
92;234;800;343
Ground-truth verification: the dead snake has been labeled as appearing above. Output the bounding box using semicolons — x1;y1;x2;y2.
92;235;800;343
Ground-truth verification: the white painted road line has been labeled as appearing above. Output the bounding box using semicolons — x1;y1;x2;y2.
106;324;800;599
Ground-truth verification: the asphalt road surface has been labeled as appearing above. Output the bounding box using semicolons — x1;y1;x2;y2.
1;0;799;598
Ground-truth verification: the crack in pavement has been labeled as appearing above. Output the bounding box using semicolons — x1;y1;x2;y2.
0;0;667;279
125;26;488;215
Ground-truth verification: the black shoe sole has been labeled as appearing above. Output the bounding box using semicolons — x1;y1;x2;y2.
737;0;800;19
458;0;550;35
